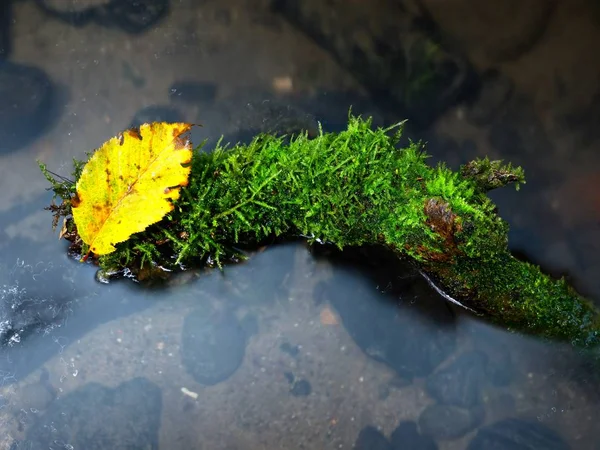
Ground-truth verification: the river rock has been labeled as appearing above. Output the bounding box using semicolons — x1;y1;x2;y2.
418;0;555;62
354;426;393;450
168;80;218;105
488;95;554;164
464;69;514;126
21;377;162;449
560;90;600;149
35;0;169;34
272;0;474;128
390;421;438;450
129;105;185;128
418;404;484;440
37;0;109;13
319;265;456;380
181;305;255;385
467;418;570;450
0;62;57;154
425;350;488;408
283;372;312;397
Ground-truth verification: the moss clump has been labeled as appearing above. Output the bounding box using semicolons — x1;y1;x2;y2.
40;114;600;347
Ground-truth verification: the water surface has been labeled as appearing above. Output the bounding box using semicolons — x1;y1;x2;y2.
1;1;600;449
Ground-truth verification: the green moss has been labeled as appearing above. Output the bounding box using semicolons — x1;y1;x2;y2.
40;114;600;347
427;255;600;347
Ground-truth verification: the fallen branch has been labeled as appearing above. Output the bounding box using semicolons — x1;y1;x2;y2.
39;115;600;347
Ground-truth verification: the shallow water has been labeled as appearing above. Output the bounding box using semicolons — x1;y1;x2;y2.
1;1;600;449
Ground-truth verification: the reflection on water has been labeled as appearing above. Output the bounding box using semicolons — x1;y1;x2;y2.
1;0;600;449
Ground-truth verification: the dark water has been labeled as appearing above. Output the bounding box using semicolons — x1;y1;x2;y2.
1;1;600;449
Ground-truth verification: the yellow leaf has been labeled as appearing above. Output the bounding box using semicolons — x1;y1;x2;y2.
72;122;193;256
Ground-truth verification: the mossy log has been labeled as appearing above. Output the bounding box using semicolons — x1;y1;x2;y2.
40;115;600;347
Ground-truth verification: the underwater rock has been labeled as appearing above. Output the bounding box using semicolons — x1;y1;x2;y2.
488;95;554;161
560;90;600;149
129;105;186;128
21;377;162;449
33;0;101;27
0;294;68;348
272;0;474;128
483;347;514;387
209;90;319;146
206;88;382;154
283;372;312;397
465;69;515;126
418;0;555;62
354;426;393;450
419;134;461;161
218;244;297;307
103;0;169;34
168;80;218;105
279;342;300;358
13;383;55;430
34;0;169;34
425;350;488;408
181;305;255;385
378;375;413;400
0;0;11;59
0;61;57;154
390;421;438;450
0;254;157;384
418;404;484;440
300;91;383;130
467;418;570;450
15;370;56;414
319;266;456;380
41;0;110;11
289;379;311;397
0;260;76;349
213;8;232;26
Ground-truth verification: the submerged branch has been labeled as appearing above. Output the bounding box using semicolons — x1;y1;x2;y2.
39;114;600;348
